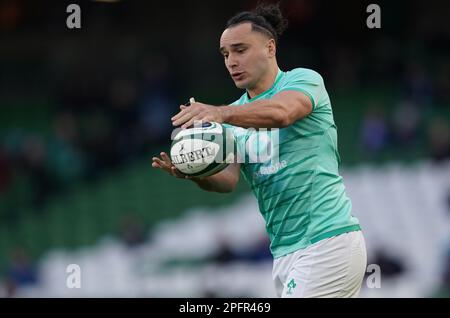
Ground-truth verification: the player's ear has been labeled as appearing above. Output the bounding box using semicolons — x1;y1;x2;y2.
267;38;276;58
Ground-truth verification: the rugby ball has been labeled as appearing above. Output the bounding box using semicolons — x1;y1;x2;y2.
170;122;235;178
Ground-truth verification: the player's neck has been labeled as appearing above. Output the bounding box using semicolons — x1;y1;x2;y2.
247;64;279;99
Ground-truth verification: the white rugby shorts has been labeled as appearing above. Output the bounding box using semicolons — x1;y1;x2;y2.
272;230;367;298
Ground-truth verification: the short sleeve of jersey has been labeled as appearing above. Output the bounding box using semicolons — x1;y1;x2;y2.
278;68;324;110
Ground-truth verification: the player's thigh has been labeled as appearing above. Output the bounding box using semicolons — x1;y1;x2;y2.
281;231;367;298
338;231;367;298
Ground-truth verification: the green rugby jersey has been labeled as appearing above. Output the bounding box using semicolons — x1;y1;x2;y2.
224;68;361;258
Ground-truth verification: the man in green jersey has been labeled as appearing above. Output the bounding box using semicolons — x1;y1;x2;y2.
152;4;367;298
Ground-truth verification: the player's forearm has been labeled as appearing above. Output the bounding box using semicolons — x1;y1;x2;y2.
220;99;290;128
190;174;235;193
190;164;240;193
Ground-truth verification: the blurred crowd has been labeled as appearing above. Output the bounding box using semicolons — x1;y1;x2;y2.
0;55;178;217
360;61;450;162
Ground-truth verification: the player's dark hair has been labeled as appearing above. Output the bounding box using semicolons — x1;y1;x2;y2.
226;3;288;44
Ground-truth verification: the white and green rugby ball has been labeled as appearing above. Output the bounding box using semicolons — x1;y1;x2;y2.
170;122;235;178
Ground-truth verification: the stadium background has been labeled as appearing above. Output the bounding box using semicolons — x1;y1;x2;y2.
0;0;449;297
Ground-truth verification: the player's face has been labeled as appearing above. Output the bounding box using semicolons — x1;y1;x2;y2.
220;23;274;90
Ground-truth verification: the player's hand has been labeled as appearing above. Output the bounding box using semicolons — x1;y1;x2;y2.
152;152;192;179
171;98;225;129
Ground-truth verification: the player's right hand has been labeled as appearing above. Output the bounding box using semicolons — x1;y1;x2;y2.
151;152;192;179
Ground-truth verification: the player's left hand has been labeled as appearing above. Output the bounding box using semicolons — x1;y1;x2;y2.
171;99;224;129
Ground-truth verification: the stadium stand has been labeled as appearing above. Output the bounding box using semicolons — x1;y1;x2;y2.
3;160;448;297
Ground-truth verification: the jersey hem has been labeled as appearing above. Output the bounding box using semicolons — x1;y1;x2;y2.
272;224;362;259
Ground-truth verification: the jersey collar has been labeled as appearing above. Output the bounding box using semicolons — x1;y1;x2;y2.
246;68;283;102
